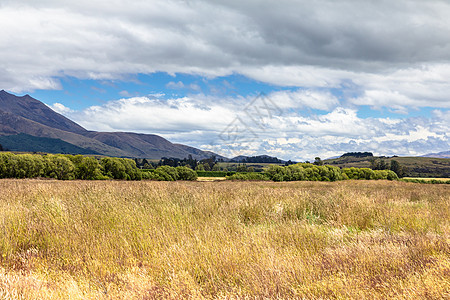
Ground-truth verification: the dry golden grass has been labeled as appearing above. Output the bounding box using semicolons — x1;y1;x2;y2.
403;177;450;182
196;177;227;182
0;179;449;299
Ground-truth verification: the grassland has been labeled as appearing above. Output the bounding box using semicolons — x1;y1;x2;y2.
196;177;227;182
0;180;449;299
403;177;450;182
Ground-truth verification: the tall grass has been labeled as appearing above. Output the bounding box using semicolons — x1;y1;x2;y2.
0;179;449;299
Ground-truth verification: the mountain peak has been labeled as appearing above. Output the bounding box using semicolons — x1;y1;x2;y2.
0;91;223;159
0;91;87;134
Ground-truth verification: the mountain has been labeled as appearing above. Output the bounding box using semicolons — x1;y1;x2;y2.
0;133;99;155
84;131;223;159
0;90;86;133
0;90;220;159
0;108;129;156
422;151;450;159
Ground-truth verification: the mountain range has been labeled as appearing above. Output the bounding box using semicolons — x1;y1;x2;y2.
0;90;220;159
421;151;450;159
1;90;448;162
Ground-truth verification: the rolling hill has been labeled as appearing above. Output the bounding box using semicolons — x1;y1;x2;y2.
422;150;450;159
0;133;99;155
324;154;450;178
0;90;220;159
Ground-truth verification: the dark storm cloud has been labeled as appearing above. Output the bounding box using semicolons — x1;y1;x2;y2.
1;0;449;159
2;0;450;92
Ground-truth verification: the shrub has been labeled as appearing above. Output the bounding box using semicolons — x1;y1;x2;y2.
176;166;198;181
71;156;103;180
44;155;75;180
153;166;179;181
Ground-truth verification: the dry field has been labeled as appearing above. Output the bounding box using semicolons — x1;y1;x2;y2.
0;179;449;299
403;177;450;182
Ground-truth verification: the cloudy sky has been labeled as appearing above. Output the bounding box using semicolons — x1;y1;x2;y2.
1;0;449;160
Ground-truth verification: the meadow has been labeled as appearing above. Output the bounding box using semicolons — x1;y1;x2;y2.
0;179;448;299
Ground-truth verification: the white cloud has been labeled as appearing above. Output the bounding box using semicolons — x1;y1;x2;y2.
70;95;235;133
1;0;449;159
119;90;131;97
350;64;450;109
57;92;449;161
166;81;185;89
1;0;450;110
269;89;339;110
50;103;74;114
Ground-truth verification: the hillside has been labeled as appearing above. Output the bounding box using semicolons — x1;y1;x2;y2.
422;150;450;159
324;155;450;178
0;133;99;155
0;90;86;133
0;90;219;159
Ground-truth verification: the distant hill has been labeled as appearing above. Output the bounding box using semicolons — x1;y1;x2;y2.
324;155;450;178
0;133;99;155
0;90;221;159
422;150;450;159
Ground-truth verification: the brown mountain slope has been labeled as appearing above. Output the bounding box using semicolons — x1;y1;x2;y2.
0;110;128;156
0;90;86;134
82;132;219;159
0;91;221;159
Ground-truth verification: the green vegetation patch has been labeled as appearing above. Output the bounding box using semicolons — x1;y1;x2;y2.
196;171;236;177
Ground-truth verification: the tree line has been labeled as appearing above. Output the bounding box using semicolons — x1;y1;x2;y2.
0;152;400;182
369;158;407;178
0;152;197;181
227;163;399;181
135;155;253;172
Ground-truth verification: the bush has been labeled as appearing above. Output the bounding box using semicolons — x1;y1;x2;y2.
152;166;178;181
99;157;142;180
44;155;75;180
176;166;198;181
71;156;103;180
196;171;235;177
264;163;399;182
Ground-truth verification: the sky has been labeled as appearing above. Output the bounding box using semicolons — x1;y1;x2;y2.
0;0;449;161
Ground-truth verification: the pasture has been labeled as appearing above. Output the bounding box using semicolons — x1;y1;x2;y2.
0;179;448;299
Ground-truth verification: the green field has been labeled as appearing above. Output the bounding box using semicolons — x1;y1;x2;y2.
0;179;448;299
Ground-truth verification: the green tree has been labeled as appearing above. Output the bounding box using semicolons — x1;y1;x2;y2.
236;164;248;172
44;155;75;180
195;164;205;171
314;157;323;166
101;157;127;179
154;166;179;181
73;156;103;180
390;160;406;178
176;166;197;181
